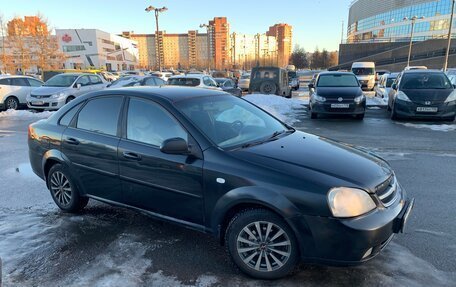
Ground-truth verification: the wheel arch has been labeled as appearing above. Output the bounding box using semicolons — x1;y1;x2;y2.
42;149;67;187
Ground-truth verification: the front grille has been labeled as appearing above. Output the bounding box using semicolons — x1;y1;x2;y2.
376;175;398;207
29;102;50;107
30;94;51;99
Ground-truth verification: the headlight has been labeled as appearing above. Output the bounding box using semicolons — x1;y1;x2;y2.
313;94;326;102
396;91;411;102
51;92;66;99
327;187;376;218
445;90;456;103
354;94;365;104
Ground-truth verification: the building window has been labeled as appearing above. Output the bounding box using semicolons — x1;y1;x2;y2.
63;45;86;52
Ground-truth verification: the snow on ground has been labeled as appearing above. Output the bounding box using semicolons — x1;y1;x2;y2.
396;122;456;132
0;109;54;120
244;94;308;125
366;95;388;106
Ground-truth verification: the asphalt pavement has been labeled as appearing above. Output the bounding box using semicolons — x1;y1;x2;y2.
0;94;455;286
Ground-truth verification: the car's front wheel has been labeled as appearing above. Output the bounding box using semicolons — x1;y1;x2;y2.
47;163;89;213
5;96;19;110
225;209;299;279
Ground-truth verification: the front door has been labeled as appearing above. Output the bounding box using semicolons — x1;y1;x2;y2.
118;97;204;225
61;96;124;201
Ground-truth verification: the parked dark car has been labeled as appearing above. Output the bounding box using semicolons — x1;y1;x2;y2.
28;87;413;279
389;70;456;121
249;67;292;98
107;76;165;88
215;78;242;97
308;72;366;120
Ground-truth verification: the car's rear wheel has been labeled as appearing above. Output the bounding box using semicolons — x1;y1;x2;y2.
5;96;19;110
47;163;89;213
260;82;277;95
225;209;299;279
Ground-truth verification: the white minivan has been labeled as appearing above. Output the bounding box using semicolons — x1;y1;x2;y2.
351;62;376;91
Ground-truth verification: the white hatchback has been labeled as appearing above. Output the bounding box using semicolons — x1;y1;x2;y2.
167;74;222;91
0;76;43;110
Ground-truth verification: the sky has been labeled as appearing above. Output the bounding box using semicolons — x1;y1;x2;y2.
0;0;353;51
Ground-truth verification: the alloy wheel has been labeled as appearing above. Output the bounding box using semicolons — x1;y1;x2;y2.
6;98;18;110
236;221;291;272
50;171;72;206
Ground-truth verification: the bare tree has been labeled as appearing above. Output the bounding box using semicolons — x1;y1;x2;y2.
0;14;15;73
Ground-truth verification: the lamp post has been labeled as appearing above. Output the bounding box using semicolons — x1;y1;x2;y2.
199;23;211;72
403;16;424;67
146;5;167;72
444;0;456;72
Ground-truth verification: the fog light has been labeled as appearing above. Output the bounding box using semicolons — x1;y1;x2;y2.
362;247;373;259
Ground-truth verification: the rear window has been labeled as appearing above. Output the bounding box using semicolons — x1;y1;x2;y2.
168;78;200;87
352;68;374;76
241;74;250;79
400;73;452;90
288;71;297;78
317;74;359;87
252;69;278;80
386;78;396;88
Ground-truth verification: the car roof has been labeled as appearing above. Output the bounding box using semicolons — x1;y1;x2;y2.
169;74;206;79
86;86;227;103
318;71;355;76
386;73;399;78
403;69;443;74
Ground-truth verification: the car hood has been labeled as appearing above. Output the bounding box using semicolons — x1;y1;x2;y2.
315;87;362;99
231;131;392;193
31;86;70;95
402;88;452;102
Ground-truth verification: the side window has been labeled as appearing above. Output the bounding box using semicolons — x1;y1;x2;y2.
155;78;165;85
0;78;11;85
127;98;187;147
76;76;90;86
209;78;218;87
89;75;102;85
144;77;157;86
27;78;43;87
11;78;30;86
76;97;123;136
224;80;233;88
59;102;83;126
203;77;211;86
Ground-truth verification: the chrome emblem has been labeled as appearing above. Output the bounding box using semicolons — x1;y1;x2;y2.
424;101;431;105
338;97;343;102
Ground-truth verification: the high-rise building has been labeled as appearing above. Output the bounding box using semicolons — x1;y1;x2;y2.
266;23;293;67
7;16;48;36
122;31;208;70
231;33;277;69
208;17;230;70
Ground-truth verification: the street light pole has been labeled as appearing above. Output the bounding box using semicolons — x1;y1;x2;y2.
146;5;167;72
404;16;424;67
444;0;455;72
200;23;211;72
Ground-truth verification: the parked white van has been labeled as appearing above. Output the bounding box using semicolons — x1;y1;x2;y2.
351;62;376;91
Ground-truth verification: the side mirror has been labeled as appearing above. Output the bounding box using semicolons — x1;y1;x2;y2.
75;83;82;89
392;83;397;90
160;138;190;155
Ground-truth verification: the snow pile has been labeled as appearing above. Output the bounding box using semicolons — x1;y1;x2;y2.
366;95;388;106
244;94;307;125
0;109;54;120
396;122;456;132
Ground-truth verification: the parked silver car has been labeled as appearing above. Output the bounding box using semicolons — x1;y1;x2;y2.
27;73;106;110
0;75;43;110
238;73;250;91
375;73;398;100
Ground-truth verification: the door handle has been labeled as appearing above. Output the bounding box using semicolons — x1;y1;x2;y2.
65;138;80;145
122;151;142;161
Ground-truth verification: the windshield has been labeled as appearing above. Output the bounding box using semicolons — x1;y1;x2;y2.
400;73;452;89
386;78;396;88
168;78;200;87
317;74;360;87
44;74;78;87
288;71;297;78
215;79;227;85
176;95;290;149
352;68;374;76
109;76;141;88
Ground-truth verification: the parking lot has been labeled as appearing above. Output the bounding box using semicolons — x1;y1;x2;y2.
0;88;455;286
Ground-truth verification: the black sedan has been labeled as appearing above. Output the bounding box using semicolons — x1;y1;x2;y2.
215;78;242;97
308;72;366;120
390;70;456;121
28;87;413;279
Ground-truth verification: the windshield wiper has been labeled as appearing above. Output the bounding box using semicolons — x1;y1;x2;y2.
240;130;292;149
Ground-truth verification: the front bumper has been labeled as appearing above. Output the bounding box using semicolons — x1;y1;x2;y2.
289;190;414;265
394;100;456;119
27;97;66;110
311;100;366;115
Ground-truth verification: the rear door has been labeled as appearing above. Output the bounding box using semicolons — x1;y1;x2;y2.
61;96;124;201
118;97;204;225
10;77;32;104
89;75;106;91
74;75;92;96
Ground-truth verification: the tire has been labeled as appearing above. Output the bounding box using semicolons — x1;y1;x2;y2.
225;209;299;280
310;112;318;119
47;163;89;213
355;113;365;120
4;96;19;110
66;96;75;104
259;82;277;95
391;105;399;121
